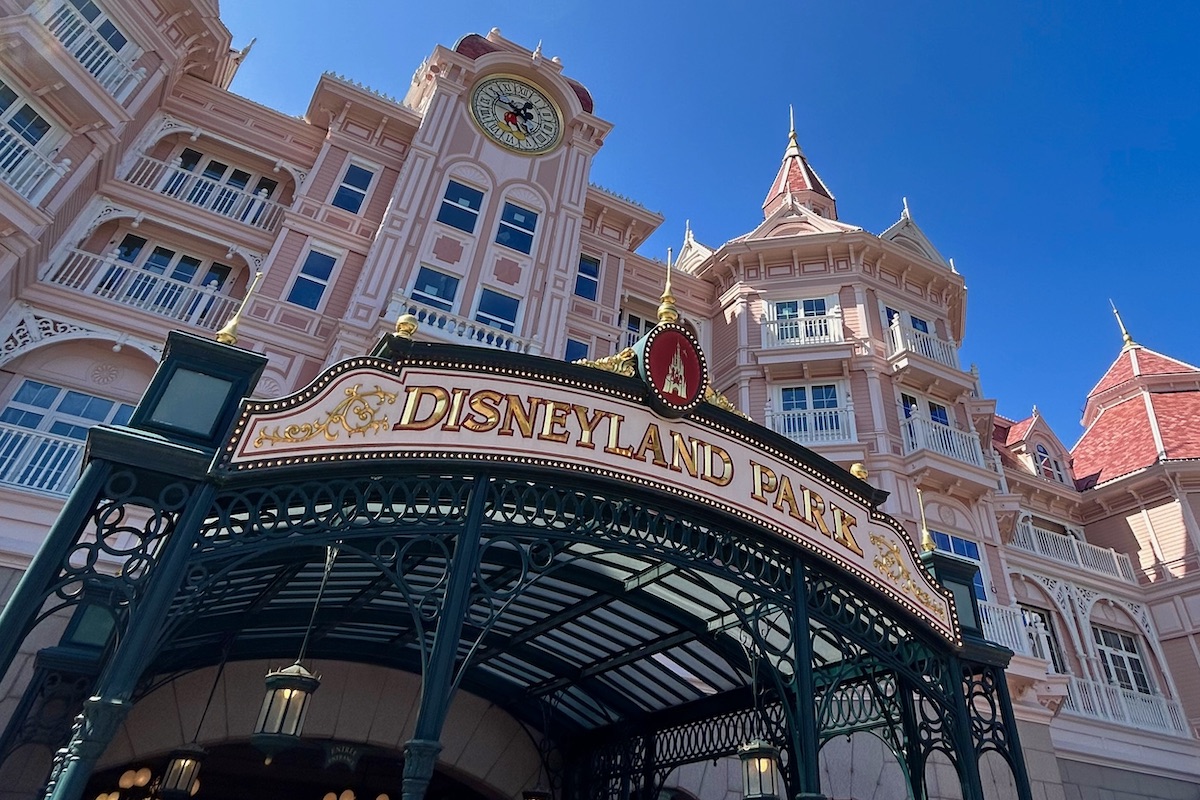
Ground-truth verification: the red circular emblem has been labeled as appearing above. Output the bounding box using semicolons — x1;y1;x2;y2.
638;324;708;417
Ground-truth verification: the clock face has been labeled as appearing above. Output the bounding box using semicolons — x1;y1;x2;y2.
470;75;563;155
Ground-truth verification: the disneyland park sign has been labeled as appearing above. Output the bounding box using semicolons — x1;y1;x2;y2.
220;330;958;643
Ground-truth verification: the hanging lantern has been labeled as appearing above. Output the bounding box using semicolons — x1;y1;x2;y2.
738;739;782;800
159;743;205;800
251;662;321;760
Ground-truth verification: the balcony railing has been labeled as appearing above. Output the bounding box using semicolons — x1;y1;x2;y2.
393;295;541;354
0;130;71;204
762;313;843;349
1063;675;1189;736
42;249;239;331
888;322;959;369
35;0;146;101
0;423;83;496
901;417;985;468
124;155;287;232
1011;521;1138;583
765;407;856;446
979;601;1034;656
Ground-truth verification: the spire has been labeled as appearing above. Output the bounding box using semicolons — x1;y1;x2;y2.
657;257;679;324
762;109;835;219
1110;300;1136;350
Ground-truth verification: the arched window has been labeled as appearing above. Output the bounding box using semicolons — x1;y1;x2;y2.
1035;443;1066;483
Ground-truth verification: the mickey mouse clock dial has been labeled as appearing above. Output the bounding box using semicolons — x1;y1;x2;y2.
470;75;564;155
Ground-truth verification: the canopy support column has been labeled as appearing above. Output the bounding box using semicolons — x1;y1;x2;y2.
401;473;490;800
44;482;215;800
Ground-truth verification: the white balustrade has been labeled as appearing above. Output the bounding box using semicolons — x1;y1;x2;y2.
888;321;960;369
900;416;985;468
42;249;238;331
762;313;843;348
0;129;71;204
36;0;146;101
393;295;541;354
978;601;1033;655
0;424;84;495
765;407;855;445
1063;675;1189;736
125;155;286;232
1010;520;1137;584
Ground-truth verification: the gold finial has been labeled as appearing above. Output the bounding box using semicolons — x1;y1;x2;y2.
1109;300;1136;349
849;462;868;480
785;104;802;158
395;313;419;339
657;256;679;324
916;487;936;552
215;270;263;346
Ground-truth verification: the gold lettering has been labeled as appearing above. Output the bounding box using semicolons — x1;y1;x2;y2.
669;432;701;477
772;474;804;521
603;412;634;458
831;505;864;556
394;386;449;431
498;394;542;438
751;461;777;503
805;488;833;539
440;387;470;432
702;444;734;487
573;404;606;449
538;401;571;443
461;389;502;433
633;423;668;467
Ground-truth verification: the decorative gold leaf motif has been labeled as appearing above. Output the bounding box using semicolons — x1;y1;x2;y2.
574;347;637;377
704;385;749;418
254;384;398;447
868;533;946;619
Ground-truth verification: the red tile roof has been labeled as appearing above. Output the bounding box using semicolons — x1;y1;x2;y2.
1004;415;1036;445
1151;392;1200;461
1071;396;1158;488
1088;346;1200;397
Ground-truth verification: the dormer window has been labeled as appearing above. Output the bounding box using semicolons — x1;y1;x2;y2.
1035;444;1067;483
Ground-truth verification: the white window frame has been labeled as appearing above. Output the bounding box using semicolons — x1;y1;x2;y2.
621;309;656;348
928;530;988;601
473;286;522;333
285;244;342;312
574;253;601;302
769;379;855;443
1092;625;1156;695
565;337;589;362
59;0;138;58
494;200;539;255
329;158;377;214
1034;443;1068;483
1020;605;1067;674
165;146;280;201
766;294;839;344
409;265;460;313
436;178;486;234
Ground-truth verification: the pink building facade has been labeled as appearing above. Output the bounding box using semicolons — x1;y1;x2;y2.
0;2;1199;799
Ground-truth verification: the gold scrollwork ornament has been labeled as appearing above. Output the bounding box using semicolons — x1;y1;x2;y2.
254;384;398;447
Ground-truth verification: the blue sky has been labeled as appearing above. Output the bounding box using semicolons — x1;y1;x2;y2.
221;1;1200;446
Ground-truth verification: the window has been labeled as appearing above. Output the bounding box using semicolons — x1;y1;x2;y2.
928;401;949;426
410;266;459;312
0;379;134;492
331;163;374;213
1092;625;1154;694
1035;444;1067;483
565;338;589;362
495;202;538;254
929;531;987;601
773;297;832;341
162;147;280;222
623;312;655;347
437;180;483;233
286;249;338;310
776;383;843;439
99;233;234;318
0;80;52;149
475;288;520;333
63;0;131;55
1020;605;1066;674
575;254;600;301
